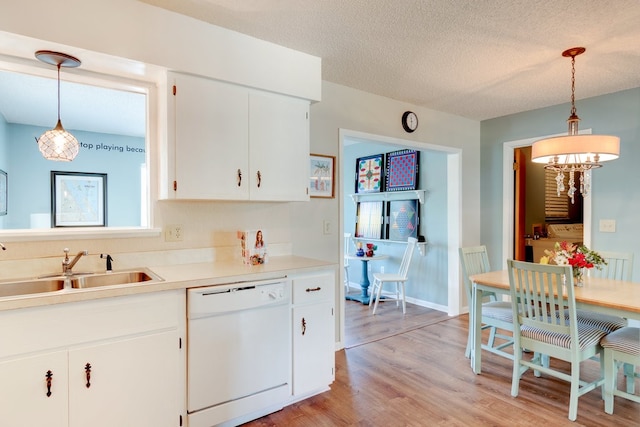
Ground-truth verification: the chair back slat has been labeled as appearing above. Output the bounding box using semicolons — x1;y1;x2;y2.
590;251;633;281
508;260;575;338
459;246;491;300
343;233;352;268
398;237;418;278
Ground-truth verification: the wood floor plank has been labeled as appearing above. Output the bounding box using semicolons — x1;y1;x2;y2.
243;304;639;426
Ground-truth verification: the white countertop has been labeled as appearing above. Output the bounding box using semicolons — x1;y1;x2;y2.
0;255;336;311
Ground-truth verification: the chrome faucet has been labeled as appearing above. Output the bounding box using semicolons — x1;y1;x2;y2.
63;248;88;275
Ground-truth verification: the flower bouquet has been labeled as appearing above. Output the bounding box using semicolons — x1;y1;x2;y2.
540;241;607;286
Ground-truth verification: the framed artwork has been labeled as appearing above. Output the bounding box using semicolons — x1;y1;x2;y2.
0;169;6;216
309;154;335;198
355;201;384;239
387;199;419;241
51;171;107;227
385;149;419;192
356;154;384;193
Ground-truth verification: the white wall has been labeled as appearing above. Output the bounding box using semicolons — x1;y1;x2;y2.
0;0;320;101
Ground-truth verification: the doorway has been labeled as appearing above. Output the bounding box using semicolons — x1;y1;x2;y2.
338;129;462;348
502;134;593;268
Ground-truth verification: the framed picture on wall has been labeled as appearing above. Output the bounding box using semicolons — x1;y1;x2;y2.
385;149;419;192
309;154;335;198
51;171;107;227
387;199;419;241
355;154;384;193
0;169;6;216
355;201;384;239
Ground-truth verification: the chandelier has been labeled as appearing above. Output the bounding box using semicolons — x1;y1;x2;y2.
531;47;619;204
35;50;82;161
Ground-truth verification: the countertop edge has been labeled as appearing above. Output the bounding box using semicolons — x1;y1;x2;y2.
0;256;337;311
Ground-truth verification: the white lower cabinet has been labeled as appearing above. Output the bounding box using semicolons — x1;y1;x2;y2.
291;272;335;400
0;291;184;427
0;350;69;427
69;331;179;427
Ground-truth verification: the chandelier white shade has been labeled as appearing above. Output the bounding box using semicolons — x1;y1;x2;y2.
34;50;81;162
531;47;619;203
531;134;620;165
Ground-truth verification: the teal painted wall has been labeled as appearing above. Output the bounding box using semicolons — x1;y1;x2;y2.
344;142;449;307
481;87;640;280
0;114;7;228
4;123;145;229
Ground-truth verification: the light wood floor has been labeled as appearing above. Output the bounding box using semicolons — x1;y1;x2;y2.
244;300;639;426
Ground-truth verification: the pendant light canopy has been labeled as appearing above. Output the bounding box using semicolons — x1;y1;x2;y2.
34;50;82;162
531;47;619;203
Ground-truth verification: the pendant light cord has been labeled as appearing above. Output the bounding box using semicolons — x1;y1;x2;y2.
569;54;577;117
57;63;62;121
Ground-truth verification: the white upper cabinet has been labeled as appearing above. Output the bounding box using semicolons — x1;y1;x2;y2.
172;73;249;200
249;91;310;201
169;72;310;201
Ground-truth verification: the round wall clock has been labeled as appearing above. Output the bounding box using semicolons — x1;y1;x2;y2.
401;111;418;133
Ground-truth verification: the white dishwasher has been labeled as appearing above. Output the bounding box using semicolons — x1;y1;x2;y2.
187;278;291;427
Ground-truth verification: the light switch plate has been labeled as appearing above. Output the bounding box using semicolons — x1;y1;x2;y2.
323;220;331;235
599;219;616;233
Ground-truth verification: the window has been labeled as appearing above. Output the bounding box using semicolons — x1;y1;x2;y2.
544;169;569;219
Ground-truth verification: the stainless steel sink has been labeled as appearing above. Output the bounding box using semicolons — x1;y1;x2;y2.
0;268;162;298
0;278;67;298
70;269;162;289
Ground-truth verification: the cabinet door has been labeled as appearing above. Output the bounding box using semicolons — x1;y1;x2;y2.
69;330;180;427
249;92;310;201
173;73;249;200
292;302;334;397
0;351;68;427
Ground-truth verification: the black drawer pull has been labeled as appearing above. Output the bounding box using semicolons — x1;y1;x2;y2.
85;363;92;388
305;287;321;292
45;370;53;397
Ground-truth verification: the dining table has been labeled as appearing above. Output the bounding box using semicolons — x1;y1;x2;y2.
469;269;640;374
345;253;389;305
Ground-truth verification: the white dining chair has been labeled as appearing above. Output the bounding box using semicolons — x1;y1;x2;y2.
589;251;634;281
369;237;417;315
459;246;513;360
601;326;640;414
572;252;633;333
344;233;352;294
507;260;606;421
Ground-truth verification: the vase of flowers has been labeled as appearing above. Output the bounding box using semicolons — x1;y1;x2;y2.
540;241;607;287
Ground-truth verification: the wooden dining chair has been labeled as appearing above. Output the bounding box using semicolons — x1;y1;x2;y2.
601;326;640;414
369;237;417;315
344;233;352;294
459;246;513;360
507;260;606;421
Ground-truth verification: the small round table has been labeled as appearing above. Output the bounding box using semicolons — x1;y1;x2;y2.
345;254;389;305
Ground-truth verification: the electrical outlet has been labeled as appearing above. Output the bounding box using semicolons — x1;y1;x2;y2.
599;219;616;233
165;224;183;241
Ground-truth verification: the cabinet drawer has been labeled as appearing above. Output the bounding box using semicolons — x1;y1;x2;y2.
292;274;333;304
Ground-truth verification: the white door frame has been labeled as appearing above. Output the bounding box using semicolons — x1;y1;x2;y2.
501;131;592;268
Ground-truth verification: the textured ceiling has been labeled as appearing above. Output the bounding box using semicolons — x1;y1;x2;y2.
2;0;640;137
141;0;640;121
